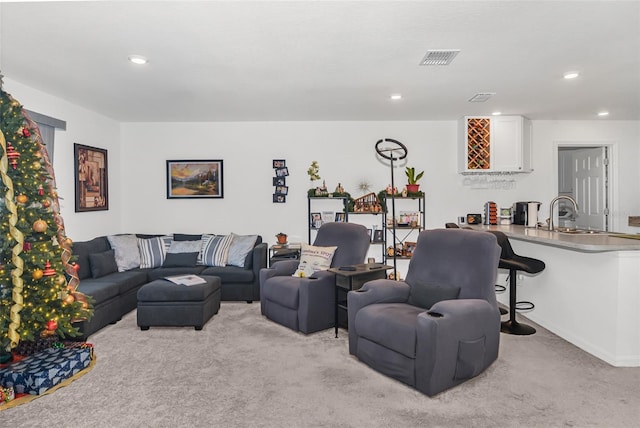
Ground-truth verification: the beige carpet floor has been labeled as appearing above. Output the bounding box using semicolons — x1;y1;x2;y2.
2;302;639;427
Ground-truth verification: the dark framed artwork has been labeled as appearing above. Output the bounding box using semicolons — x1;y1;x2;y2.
334;212;345;222
272;159;286;169
273;176;286;186
273;194;286;203
275;185;289;195
166;160;223;199
74;143;108;212
275;167;289;177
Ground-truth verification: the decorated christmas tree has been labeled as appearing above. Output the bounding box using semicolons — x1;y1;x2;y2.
0;82;92;357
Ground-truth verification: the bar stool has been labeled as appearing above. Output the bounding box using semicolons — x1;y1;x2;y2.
445;223;508;316
486;231;545;335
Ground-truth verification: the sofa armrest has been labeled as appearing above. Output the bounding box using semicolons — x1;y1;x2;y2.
250;242;268;301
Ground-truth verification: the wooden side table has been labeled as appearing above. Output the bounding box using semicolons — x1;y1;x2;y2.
328;263;392;337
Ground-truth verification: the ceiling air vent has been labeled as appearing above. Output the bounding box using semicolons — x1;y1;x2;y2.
468;92;496;103
419;49;460;66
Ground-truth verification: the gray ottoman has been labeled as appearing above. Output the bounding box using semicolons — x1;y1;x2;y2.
137;275;221;330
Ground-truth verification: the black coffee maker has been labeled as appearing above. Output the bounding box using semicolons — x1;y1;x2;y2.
512;202;529;225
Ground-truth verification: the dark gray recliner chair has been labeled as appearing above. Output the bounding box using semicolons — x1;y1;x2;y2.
260;222;370;334
348;228;501;396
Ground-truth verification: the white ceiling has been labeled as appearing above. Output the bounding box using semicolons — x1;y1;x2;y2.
1;0;639;122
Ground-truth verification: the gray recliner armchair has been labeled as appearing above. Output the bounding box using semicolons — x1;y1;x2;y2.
260;222;370;334
348;228;501;396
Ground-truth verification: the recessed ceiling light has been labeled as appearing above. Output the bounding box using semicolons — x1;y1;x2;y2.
128;55;148;65
390;94;402;101
492;111;502;116
597;111;609;117
563;71;579;79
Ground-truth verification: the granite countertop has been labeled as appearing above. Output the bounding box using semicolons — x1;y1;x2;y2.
469;224;640;253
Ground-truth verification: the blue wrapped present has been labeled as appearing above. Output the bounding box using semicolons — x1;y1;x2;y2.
0;347;92;395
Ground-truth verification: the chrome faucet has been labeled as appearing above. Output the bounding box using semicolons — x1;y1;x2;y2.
548;195;579;231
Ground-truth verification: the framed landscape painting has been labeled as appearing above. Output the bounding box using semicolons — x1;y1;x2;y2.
166;160;224;199
74;143;109;212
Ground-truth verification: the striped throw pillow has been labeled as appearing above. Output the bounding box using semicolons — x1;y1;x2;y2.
200;234;233;267
138;236;172;268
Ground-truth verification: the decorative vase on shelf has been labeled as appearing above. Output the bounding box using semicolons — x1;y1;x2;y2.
406;184;420;193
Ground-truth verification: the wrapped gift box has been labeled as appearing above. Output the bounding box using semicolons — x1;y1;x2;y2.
0;347;92;395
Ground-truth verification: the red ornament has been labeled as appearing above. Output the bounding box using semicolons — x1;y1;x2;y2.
6;142;20;169
38;185;44;196
45;319;58;331
23;242;31;251
43;261;56;276
72;263;80;272
22;127;31;137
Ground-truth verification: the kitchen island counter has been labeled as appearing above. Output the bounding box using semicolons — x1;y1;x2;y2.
469;224;640;367
471;224;640;252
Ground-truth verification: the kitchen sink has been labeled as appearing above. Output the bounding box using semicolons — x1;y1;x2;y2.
554;228;604;234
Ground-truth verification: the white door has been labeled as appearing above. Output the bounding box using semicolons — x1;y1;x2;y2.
572;147;608;230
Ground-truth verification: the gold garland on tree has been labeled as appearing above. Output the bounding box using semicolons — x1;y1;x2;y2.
21;110;88;313
0;123;25;348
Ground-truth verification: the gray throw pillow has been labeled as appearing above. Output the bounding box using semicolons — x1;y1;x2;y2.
168;240;202;254
88;249;118;278
162;252;199;267
408;281;461;309
227;233;258;268
107;234;141;271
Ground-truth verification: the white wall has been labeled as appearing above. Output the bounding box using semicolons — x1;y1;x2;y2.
4;78;122;240
5;77;638;245
121;119;640;247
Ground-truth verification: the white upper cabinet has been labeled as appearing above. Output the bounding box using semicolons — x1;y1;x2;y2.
458;116;532;173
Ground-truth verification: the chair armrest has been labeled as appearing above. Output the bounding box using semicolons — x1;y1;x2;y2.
347;279;410;354
414;299;501;395
348;279;410;308
259;259;299;284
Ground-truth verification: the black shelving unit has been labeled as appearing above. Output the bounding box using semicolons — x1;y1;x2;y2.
383;194;426;269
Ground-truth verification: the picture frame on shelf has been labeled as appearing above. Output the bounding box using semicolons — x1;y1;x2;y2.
403;241;417;257
166;159;223;199
372;230;384;243
310;212;322;229
334;212;345;222
74;143;109;212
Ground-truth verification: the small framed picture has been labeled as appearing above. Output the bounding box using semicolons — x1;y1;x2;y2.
275;185;289;195
335;212;345;222
310;212;322;229
273;176;286;186
403;241;417;257
372;230;384;243
275;167;289;177
273;194;286;203
273;159;286;169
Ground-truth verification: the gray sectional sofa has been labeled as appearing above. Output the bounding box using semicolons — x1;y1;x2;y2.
71;233;267;338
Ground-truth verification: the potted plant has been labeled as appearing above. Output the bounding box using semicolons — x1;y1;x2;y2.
276;233;288;245
405;167;424;193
